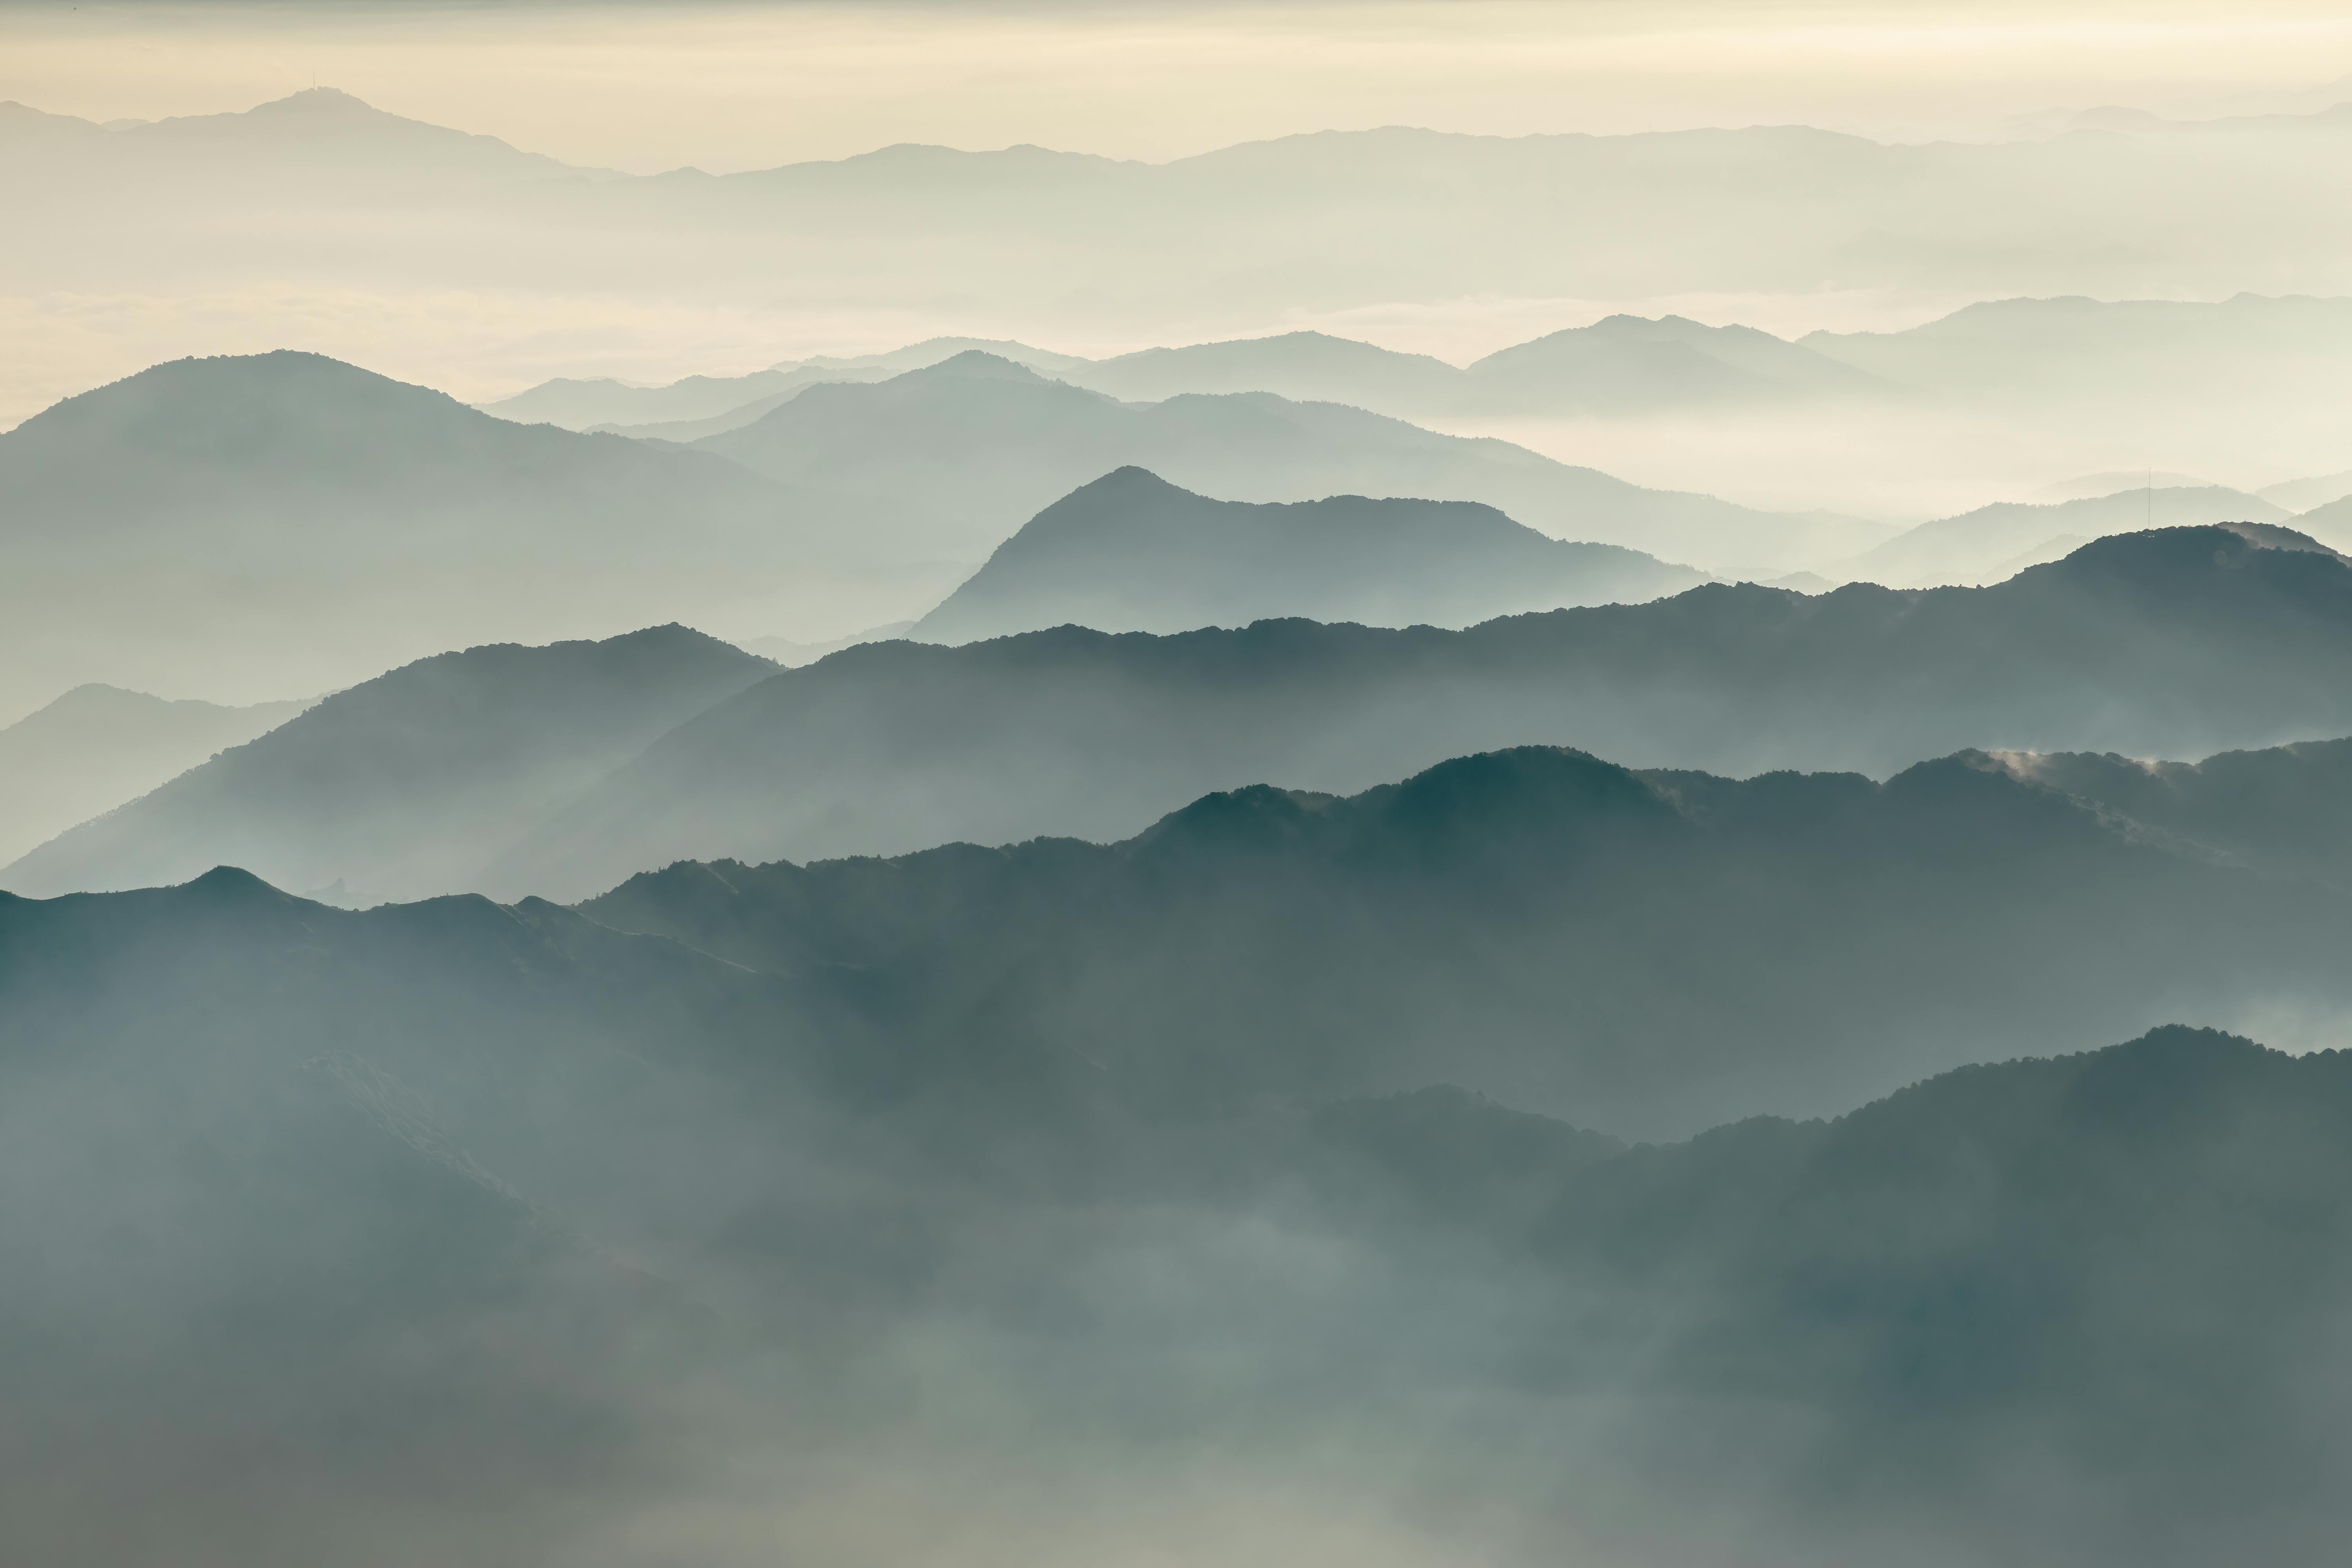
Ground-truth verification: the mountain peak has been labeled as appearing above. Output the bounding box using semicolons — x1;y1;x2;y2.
896;350;1050;385
249;87;380;117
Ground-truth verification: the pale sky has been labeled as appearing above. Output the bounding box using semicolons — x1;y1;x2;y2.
6;1;2352;172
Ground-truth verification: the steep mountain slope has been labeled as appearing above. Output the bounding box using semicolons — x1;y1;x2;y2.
2;627;772;905
909;467;1707;643
1836;484;2292;585
693;351;1886;572
0;685;309;865
499;525;2352;894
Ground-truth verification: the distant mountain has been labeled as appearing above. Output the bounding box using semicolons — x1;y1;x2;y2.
1463;313;1886;411
909;467;1707;643
1836;485;2293;585
0;349;785;566
736;621;917;667
1804;294;2352;402
0;350;811;717
2287;490;2352;553
691;351;1887;572
0;686;309;866
496;525;2352;898
2260;465;2352;514
482;337;1083;432
1065;330;1469;412
581;743;2352;1136
561;318;1888;443
2032;469;2212;502
0;87;600;202
1;626;772;905
482;363;868;432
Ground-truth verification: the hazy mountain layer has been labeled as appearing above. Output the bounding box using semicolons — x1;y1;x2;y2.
4;852;2349;1563
1050;316;1883;419
483;338;1086;432
910;467;1708;643
0;685;309;865
691;351;1885;572
500;525;2352;895
2;626;772;905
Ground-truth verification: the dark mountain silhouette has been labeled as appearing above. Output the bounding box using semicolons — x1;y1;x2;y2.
580;743;2352;1137
2;626;772;905
0;685;309;865
5;862;2350;1560
1515;1027;2352;1561
909;467;1707;643
1980;733;2352;892
691;351;1888;571
1838;484;2294;585
497;525;2352;896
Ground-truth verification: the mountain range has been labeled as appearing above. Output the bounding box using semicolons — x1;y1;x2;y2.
494;524;2352;893
907;467;1707;643
0;346;1880;714
18;522;2342;908
500;316;1889;436
683;350;1883;572
577;741;2352;1135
